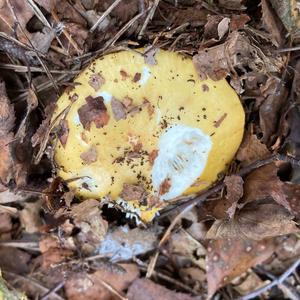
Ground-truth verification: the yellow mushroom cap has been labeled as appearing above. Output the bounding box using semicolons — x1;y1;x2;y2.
53;49;245;222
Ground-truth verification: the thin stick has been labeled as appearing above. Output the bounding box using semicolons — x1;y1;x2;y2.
138;0;160;39
40;281;65;300
90;0;123;32
276;45;300;53
237;258;300;300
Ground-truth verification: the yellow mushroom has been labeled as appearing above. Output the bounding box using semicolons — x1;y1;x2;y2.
53;49;245;223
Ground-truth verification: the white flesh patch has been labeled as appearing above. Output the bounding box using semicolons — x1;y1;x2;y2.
96;91;112;105
139;66;151;86
152;124;212;200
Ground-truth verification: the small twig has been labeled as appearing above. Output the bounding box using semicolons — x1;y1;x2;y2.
237;258;300;300
138;0;160;39
40;281;65;300
276;45;300;53
135;259;198;295
95;276;128;300
3;271;64;300
0;241;40;251
90;0;123;32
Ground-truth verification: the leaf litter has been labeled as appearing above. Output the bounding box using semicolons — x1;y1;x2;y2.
0;0;300;299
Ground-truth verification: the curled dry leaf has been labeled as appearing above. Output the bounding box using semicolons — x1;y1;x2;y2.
80;146;98;164
206;238;274;298
261;0;286;47
57;119;69;148
206;202;299;240
65;263;139;300
97;225;160;262
259;76;288;145
224;175;244;218
78;96;110;130
236;131;270;165
243;163;291;211
193;31;281;81
127;278;197;300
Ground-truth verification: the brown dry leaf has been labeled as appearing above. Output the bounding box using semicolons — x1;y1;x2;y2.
233;270;269;296
39;235;60;253
41;247;74;271
259;76;288;145
97;225;160;262
127;278;197;300
168;229;206;268
193;31;281;81
144;48;159;66
31;102;56;147
88;73;105;92
206;238;274;298
224;175;244;218
206;202;299;240
261;0;286;47
0;213;12;235
57;119;69;148
218;0;246;10
78;96;110;130
68;199;108;254
65;263;139;300
120;183;146;201
0;79;15;186
80;146;98;164
19;200;43;234
236;132;270;165
111;97;127;121
243;163;291;211
230;14;251;31
269;0;300;35
0;246;31;274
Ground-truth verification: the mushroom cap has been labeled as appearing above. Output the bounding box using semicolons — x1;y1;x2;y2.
53;49;245;222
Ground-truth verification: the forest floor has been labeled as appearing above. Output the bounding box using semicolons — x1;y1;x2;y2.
0;0;300;299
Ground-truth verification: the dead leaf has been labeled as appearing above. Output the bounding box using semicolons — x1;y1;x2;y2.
0;213;12;235
144;48;159;66
65;263;139;300
57;119;69;148
168;228;206;268
41;247;74;271
0;79;15;186
127;278;197;300
243;163;291;211
120;183;146;202
206;202;299;240
259;76;288;145
88;73;105;92
111;97;127;121
159;178;171;196
224;175;244;218
148;149;158;165
97;225;159;262
19;200;43;233
261;0;286;47
193;31;281;81
236;132;270;165
218;0;246;10
230;14;251;31
206;238;274;298
217;17;230;40
269;0;300;36
80;146;98;164
67;199;108;254
233;270;269;296
0;247;31;274
78;96;110;130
